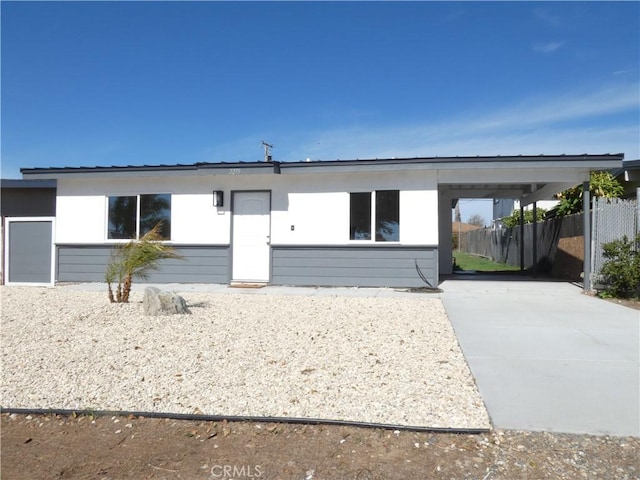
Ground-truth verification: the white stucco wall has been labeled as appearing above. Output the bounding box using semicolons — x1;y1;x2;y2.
273;191;347;244
400;189;439;245
171;194;229;244
270;171;438;245
53;170;439;246
271;188;438;245
55;176;236;244
55;195;106;243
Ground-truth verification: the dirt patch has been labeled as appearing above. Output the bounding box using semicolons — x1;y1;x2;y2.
585;290;640;311
603;297;640;311
2;413;638;480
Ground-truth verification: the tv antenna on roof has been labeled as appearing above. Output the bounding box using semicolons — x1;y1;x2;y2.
261;141;273;162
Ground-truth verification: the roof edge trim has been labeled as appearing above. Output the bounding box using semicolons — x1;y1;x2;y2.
19;154;624;176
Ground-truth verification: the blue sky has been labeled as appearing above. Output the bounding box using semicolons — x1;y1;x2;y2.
2;1;638;223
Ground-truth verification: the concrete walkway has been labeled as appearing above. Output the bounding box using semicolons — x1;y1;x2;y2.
440;277;640;437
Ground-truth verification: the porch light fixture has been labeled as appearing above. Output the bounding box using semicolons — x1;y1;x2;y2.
213;190;224;207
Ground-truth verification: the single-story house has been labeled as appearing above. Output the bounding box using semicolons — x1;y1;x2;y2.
8;154;623;288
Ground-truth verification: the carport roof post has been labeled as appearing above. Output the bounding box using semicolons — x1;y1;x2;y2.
583;180;591;291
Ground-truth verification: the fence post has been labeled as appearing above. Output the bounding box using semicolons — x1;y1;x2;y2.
583;181;591;291
532;202;538;277
637;188;640;235
520;204;525;271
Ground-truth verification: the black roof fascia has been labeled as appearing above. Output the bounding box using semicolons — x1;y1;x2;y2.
612;158;640;177
20;163;199;175
1;179;57;189
19;154;624;176
623;159;640;169
20;161;280;175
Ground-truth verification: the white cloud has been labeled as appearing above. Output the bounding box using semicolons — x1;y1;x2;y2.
199;82;639;165
464;83;638;131
534;9;563;28
276;82;640;162
532;41;564;53
283;124;637;162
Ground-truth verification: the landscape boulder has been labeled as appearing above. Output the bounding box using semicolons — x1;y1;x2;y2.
143;287;191;316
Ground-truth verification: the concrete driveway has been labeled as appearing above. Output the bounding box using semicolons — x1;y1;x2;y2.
440;277;639;437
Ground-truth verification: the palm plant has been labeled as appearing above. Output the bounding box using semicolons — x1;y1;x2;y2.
105;222;183;303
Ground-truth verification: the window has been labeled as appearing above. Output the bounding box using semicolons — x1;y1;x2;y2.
350;192;372;240
108;196;137;239
108;194;171;240
375;190;399;241
349;190;399;242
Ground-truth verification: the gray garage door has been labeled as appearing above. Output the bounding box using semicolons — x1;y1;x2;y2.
7;220;53;284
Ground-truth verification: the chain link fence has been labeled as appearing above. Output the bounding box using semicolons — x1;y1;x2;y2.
591;197;638;278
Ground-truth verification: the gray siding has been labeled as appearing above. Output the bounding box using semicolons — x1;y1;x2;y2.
271;245;438;288
57;245;230;283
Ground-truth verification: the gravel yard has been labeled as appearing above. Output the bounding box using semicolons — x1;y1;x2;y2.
1;286;490;429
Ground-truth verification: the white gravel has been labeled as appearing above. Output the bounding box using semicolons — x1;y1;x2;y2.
1;286;490;429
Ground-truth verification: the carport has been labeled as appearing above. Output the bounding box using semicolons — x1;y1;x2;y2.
436;154;624;289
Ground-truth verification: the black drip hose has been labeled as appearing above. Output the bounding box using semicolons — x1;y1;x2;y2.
1;407;490;435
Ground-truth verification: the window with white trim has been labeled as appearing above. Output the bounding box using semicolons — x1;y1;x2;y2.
107;194;171;240
349;190;399;241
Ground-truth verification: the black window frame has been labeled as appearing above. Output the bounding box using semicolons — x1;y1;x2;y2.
107;193;172;240
349;190;400;242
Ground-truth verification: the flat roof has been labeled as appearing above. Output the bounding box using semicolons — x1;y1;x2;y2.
20;153;624;177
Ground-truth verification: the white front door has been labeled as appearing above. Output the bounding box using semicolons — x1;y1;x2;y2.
232;191;271;282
